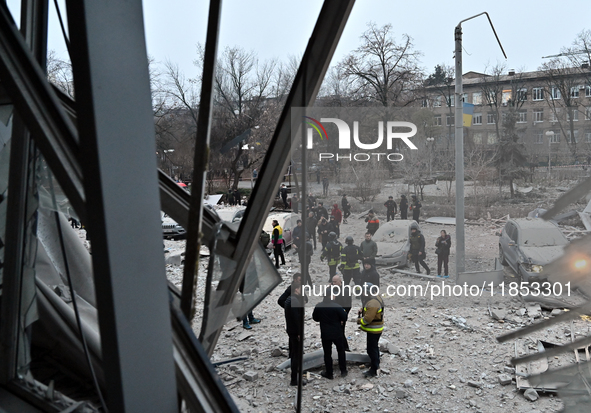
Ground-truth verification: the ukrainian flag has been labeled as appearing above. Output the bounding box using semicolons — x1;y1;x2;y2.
463;103;474;127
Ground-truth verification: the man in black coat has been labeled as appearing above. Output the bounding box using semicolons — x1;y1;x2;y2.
384;196;398;222
312;294;348;379
341;194;351;224
315;202;329;221
280;184;289;209
331;275;352;351
284;281;305;386
410;194;422;223
306;211;318;250
399;195;408;220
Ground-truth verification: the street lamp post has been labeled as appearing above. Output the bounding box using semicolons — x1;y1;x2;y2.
545;131;554;178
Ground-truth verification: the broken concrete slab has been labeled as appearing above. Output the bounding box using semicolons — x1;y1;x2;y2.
498;374;512;385
243;371;258;382
271;348;284;357
424;217;467;225
456;258;504;287
386;343;400;355
491;309;507;321
467;381;482;388
524;388;539;401
236;331;254;341
526;304;542;318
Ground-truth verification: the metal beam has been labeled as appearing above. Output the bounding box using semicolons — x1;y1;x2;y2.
181;0;222;319
65;0;177;410
0;2;84;220
201;0;356;356
0;0;48;384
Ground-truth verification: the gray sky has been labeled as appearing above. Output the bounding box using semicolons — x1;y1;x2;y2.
8;0;591;78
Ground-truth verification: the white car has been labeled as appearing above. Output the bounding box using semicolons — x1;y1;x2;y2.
373;220;420;267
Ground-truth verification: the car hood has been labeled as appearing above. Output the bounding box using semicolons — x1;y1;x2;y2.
376;241;407;257
520;246;565;265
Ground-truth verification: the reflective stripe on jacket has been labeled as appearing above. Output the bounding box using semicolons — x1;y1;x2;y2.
358;296;384;334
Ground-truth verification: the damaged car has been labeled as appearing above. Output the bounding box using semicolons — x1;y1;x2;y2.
373;219;420;267
499;218;569;283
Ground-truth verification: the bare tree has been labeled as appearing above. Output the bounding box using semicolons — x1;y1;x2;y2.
339;23;423;107
47;50;74;98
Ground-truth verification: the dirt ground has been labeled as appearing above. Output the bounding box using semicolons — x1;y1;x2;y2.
163;178;590;413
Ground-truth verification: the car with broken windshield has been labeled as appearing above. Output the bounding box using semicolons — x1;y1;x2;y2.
499;218;569;283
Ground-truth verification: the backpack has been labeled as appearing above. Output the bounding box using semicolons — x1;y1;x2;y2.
260;231;271;247
345;246;360;267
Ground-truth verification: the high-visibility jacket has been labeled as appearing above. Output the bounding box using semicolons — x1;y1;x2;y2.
272;225;284;244
358;295;384;334
341;245;363;270
321;241;342;266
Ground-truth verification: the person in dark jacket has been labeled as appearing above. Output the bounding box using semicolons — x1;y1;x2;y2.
284;281;305;386
239;264;261;330
435;230;452;278
317;217;330;248
341;195;351;224
321;232;342;280
357;283;384;377
410;194;422;223
360;232;378;260
331;275;352;351
292;194;299;214
308;192;316;209
327;215;339;238
409;227;430;274
306;211;318;250
365;210;380;235
361;258;380;287
316;202;329;221
399;195;408;220
280;184;289;209
278;273;308;308
298;233;314;286
312;294;348;379
384;196;398;222
292;220;304;252
233;189;240;206
340;236;364;286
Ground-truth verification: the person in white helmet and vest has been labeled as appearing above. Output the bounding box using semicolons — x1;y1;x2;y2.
357;282;384;377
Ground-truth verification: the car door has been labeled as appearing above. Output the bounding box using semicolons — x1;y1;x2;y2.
283;216;292;246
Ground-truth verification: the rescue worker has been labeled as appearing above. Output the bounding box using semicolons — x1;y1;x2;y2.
321;232;342;280
409;227;430;274
365;210;379;235
360;232;378;260
435;229;452;278
340;236;364;286
384;196;398;222
272;219;286;269
283;281;305;386
312;293;348;379
341;194;351;224
330;275;352;351
399;195;408;220
357;283;384;377
410;194;422;223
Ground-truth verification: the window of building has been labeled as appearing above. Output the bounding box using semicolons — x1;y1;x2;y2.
472;92;482;105
487;113;496;124
486;91;496;105
434;115;442;126
421;99;428;107
586;85;591;98
533;87;544;101
447;95;455;107
516;88;527;101
567;129;579;143
462;93;468;103
502;90;512;105
446;115;454;126
472;132;483;144
550;108;560;122
472;113;482;125
586;107;591;120
487;132;497;144
585;131;591;143
433;96;442;107
533;110;543;123
535;131;544;144
551;87;561;100
567;109;578;121
571;86;581;98
550;131;561;143
517;111;527;123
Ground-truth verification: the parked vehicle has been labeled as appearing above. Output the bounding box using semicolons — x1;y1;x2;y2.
262;212;299;251
373;220;420;267
161;213;186;240
499;218;568;283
